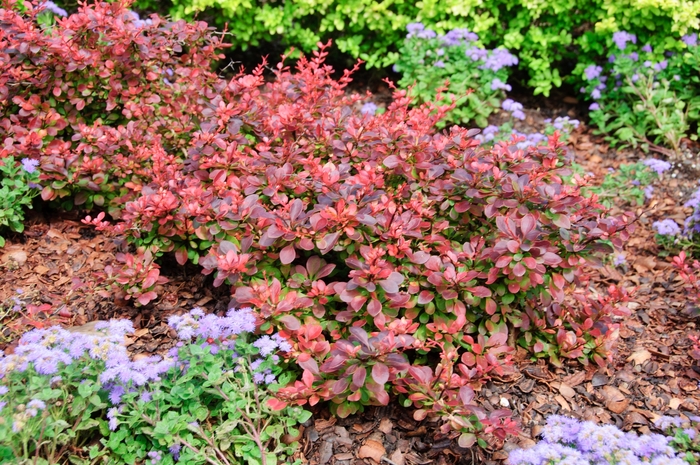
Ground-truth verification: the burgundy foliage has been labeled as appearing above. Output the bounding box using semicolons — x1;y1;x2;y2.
0;1;635;443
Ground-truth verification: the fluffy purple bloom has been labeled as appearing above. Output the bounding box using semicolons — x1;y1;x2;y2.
170;444;181;461
654;415;683;430
169;307;256;341
21;158;40;174
654;60;668;71
685;187;700;210
27;399;46;411
590;88;601;100
643;158;671;175
644;60;653;67
511;110;526;120
589;103;600;111
613;31;637;50
682;33;698;47
465;46;488;61
644;185;654;199
406;22;425;38
490;78;511;91
417;29;437;39
41;1;67;17
613;254;626;266
609;54;616;63
433;60;445;68
584;65;602;80
626;52;639;61
0;401;6;412
147;450;162;464
501;98;520;112
653;219;681;236
0;386;7;396
264;373;276;384
253;336;278;357
642;44;652;53
480;48;518;72
440;28;478;46
253;372;265;384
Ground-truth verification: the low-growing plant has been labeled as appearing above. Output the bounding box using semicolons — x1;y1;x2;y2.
393;23;518;127
0;156;41;247
475;117;580;148
2;2;635;445
97;250;168;306
509;414;691;464
0;308;306;465
582;159;668;208
580;31;700;155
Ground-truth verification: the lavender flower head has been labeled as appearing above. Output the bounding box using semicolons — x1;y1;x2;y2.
40;1;68;17
510;415;686;464
641;44;652;53
406;22;425;38
584;65;602;81
490;78;512;91
589;103;600;111
167;306;256;341
21;158;39;174
682;33;698;47
613;254;626;266
612;31;637;50
479;48;518;72
653;219;681;236
643;158;671;175
433;60;445;68
360;102;378;116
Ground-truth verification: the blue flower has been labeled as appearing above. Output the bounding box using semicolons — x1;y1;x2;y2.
653;219;680;236
361;102;378;115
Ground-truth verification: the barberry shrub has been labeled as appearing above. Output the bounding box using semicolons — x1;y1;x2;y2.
1;1;634;444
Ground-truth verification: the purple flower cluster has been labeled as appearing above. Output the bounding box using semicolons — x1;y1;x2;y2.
0;321;133;378
613;31;637;50
490;78;512;91
253;334;292;356
643;158;672;175
502;99;525;120
613;254;627;266
361;102;378;115
21;158;39;174
584;65;603;81
440;28;478;46
682;33;698;47
40;1;68;17
480;48;519;72
406;22;435;39
509;415;687;465
475;125;500;143
684;187;700;235
167;306;256;341
653;219;681;236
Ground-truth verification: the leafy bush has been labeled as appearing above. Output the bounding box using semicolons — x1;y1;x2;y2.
393;24;518;127
580;32;700;155
508;414;692;464
2;1;635;445
86;0;700;95
580;159;668;209
0;156;41;247
0;309;306;465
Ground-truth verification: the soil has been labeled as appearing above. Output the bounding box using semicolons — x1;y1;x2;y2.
2;95;700;465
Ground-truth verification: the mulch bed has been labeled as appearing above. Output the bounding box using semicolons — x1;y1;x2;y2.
2;102;700;465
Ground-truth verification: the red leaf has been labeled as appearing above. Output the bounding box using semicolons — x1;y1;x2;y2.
280;244;296;265
371;362;390;385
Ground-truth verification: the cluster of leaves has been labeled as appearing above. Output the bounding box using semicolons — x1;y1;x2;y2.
393;24;518;127
577;161;660;209
96;249;168;306
580;32;700;155
0;312;306;465
2;1;635;445
0;156;41;247
122;0;700;96
673;252;700;315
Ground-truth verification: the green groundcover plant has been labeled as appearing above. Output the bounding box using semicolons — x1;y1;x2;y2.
0;157;41;247
0;308;306;465
579;31;700;155
3;0;637;447
393;23;518;127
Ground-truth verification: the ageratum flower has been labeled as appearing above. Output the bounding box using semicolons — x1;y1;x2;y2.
612;31;637;50
653;219;681;236
643;158;671;175
20;158;39;174
682;33;698;47
40;1;67;17
584;65;602;81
